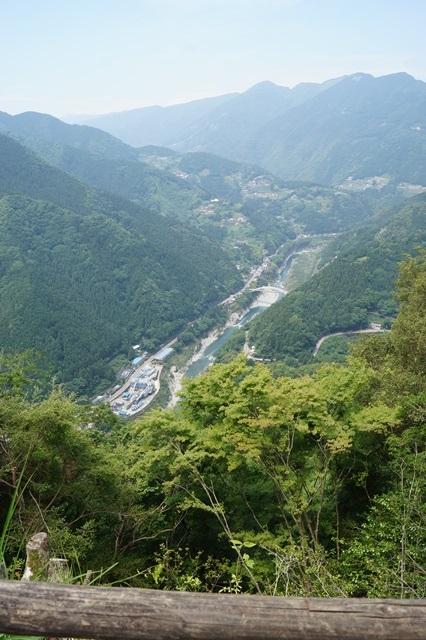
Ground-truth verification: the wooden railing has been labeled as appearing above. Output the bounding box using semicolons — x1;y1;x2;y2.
1;533;424;639
1;580;425;640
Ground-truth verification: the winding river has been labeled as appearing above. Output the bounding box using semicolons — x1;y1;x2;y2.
184;253;299;378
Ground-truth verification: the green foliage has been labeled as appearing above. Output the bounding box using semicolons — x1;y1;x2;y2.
214;328;246;363
121;356;391;594
391;249;426;384
351;249;426;398
313;334;358;363
117;258;426;596
0;352;139;577
0;635;42;640
340;438;426;598
143;544;204;592
174;306;228;351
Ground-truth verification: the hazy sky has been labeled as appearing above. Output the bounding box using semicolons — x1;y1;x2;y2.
1;0;425;117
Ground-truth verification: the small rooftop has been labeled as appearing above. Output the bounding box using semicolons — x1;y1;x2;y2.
153;347;174;361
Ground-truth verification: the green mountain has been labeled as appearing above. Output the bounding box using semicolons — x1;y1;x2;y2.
21;136;204;221
63;92;238;147
0;110;138;161
243;73;426;185
248;193;426;364
0;134;241;394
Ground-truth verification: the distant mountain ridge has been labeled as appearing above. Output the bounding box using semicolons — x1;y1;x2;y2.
62;92;239;148
242;72;426;185
63;77;341;152
0;110;138;161
61;73;426;186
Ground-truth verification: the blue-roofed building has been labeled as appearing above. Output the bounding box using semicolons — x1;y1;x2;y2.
132;356;143;366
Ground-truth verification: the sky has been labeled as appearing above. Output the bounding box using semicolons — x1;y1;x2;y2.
1;0;425;117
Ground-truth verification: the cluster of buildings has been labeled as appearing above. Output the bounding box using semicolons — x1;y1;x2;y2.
112;366;157;416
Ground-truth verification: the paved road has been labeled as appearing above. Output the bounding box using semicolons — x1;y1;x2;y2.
312;328;386;356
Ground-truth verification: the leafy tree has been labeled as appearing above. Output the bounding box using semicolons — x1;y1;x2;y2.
391;249;426;383
0;352;140;574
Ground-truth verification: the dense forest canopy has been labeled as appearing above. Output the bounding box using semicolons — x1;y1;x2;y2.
1;252;425;598
0;134;241;395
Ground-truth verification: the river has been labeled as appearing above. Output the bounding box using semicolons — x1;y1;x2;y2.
185;253;299;378
185;306;266;378
276;252;298;287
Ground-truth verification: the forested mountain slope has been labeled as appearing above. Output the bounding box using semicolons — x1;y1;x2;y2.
248;193;426;364
242;73;426;184
0;110;138;161
22;137;204;221
0;135;241;394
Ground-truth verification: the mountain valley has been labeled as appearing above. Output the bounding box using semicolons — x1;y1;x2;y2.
1;67;426;601
1;73;425;396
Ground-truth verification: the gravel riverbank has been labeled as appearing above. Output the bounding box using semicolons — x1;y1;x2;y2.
166;311;242;407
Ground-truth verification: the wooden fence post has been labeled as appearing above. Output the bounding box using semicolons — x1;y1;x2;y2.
48;558;71;583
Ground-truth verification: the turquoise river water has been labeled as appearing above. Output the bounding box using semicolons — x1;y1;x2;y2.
185;253;298;378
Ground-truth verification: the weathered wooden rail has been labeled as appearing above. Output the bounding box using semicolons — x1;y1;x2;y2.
0;580;425;640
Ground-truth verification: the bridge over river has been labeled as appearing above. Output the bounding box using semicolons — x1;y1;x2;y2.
251;284;287;305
